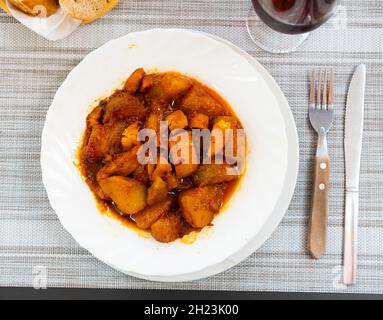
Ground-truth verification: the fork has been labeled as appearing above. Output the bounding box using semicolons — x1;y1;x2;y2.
308;67;334;259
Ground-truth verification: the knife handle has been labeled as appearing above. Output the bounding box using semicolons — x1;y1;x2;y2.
343;191;358;285
308;155;330;259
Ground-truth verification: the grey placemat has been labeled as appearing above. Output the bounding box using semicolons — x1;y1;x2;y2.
0;0;382;293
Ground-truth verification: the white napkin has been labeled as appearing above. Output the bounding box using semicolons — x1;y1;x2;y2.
6;0;81;41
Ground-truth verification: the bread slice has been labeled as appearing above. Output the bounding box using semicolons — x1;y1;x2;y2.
0;0;10;13
8;0;59;16
59;0;119;23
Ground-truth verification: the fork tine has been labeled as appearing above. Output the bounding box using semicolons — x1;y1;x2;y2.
328;67;334;110
317;67;322;109
322;67;328;110
310;67;316;108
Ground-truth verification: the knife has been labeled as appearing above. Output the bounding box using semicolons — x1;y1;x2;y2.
343;64;366;285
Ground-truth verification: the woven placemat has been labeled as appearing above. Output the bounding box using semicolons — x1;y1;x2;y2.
0;0;382;293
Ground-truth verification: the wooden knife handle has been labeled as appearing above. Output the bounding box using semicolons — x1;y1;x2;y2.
308;155;330;259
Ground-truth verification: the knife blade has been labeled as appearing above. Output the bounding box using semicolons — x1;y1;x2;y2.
343;64;366;285
345;64;366;190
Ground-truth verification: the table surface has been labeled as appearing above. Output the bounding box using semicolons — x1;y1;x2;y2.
0;0;382;294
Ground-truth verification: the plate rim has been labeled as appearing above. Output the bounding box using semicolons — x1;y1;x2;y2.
41;28;299;282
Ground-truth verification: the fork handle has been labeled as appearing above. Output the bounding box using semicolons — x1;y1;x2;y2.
309;155;330;259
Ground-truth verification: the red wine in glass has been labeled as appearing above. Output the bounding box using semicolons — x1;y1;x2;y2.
252;0;338;35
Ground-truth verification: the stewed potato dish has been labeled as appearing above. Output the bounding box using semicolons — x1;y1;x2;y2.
78;68;246;243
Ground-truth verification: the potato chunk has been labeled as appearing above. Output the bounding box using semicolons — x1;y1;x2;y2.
175;164;199;179
103;91;146;123
209;116;238;157
179;184;225;228
84;124;111;161
145;112;160;132
124;68;145;93
164;174;180;191
180;84;228;117
193;164;240;186
132;165;150;184
166;110;188;131
213;116;238;130
151;156;173;180
140;75;154;92
188;113;209;129
150;212;190;243
153;73;193;101
99;176;147;214
121;122;139;150
169;131;199;178
97;146;140;180
84;122;125;161
147;177;168;205
86;106;103;127
134;197;174;229
147;73;193;113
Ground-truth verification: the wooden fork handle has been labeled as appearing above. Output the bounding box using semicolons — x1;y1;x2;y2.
309;155;330;259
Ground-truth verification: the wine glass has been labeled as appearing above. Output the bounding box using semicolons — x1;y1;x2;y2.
247;0;340;53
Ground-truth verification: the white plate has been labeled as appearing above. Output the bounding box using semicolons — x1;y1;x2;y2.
41;29;299;282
